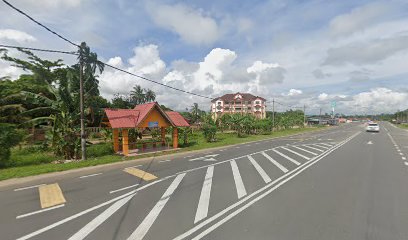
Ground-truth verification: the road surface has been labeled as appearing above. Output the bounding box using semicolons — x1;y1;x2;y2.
1;122;408;240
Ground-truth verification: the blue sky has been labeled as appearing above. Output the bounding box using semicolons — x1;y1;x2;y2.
1;0;408;114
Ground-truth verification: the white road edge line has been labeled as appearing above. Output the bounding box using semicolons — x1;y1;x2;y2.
110;184;140;194
16;204;65;219
271;149;300;166
247;156;271;183
194;166;214;224
14;184;45;192
68;194;135;240
261;151;289;172
230;160;247;199
79;173;102;179
173;131;361;240
126;173;186;240
280;146;310;160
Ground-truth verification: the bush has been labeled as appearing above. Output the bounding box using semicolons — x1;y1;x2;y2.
87;143;114;158
0;124;24;168
202;123;217;142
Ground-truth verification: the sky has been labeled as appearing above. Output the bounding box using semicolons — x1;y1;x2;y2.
1;0;408;115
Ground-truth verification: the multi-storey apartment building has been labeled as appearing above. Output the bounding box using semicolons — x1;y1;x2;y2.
211;93;267;120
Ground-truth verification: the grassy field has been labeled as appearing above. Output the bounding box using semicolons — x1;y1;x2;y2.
396;124;408;129
0;126;326;181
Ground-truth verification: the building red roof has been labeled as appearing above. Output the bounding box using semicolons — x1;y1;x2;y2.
104;109;140;128
166;111;190;127
211;92;266;103
104;102;190;128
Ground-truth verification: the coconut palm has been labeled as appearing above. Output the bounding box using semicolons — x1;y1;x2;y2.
130;85;145;105
145;89;156;102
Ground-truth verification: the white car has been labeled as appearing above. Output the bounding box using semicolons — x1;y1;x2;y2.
366;122;380;132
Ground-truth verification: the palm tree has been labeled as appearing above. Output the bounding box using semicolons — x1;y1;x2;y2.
130;85;145;105
145;89;156;102
190;103;200;123
78;42;104;96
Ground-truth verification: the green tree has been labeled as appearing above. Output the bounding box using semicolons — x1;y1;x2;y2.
0;124;24;168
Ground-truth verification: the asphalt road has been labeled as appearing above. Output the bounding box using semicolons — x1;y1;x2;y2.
1;122;408;240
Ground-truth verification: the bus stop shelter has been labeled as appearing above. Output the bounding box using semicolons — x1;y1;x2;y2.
104;102;189;156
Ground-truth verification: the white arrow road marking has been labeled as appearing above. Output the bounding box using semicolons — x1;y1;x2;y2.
367;141;373;145
127;173;186;240
189;157;206;162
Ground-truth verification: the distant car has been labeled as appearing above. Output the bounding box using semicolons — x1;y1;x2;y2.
366;123;380;132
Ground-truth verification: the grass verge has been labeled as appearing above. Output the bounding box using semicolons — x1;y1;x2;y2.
0;126;326;181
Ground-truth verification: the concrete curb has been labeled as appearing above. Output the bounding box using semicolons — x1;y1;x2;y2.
0;126;330;189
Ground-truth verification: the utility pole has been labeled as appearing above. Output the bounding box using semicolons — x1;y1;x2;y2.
272;99;275;132
79;44;86;160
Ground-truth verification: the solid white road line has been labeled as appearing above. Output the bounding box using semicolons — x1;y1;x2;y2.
280;147;310;160
14;184;45;192
272;149;300;166
127;173;186;240
292;146;318;156
68;194;135;240
194;166;214;224
110;184;140;194
159;160;171;163
247;156;271;183
302;145;324;152
79;173;102;179
230;160;247;199
17;190;137;240
261;151;289;172
16;204;65;219
173;131;361;240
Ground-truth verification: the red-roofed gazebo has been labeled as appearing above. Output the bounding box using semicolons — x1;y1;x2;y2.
104;102;189;156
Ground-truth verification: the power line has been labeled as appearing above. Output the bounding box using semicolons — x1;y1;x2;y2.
0;44;213;99
2;0;80;48
101;61;212;99
0;44;78;55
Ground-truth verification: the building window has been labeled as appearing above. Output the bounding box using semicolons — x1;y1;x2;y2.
248;101;251;104
235;101;241;105
225;107;230;110
235;108;241;111
247;107;251;110
255;101;260;104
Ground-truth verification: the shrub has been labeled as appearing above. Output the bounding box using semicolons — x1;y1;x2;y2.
202;123;217;142
0;124;24;168
87;142;114;158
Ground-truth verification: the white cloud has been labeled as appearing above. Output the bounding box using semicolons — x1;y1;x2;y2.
347;88;408;113
329;2;392;37
107;56;123;67
128;44;166;77
318;93;328;101
0;29;36;43
147;3;220;45
323;35;408;65
287;89;302;96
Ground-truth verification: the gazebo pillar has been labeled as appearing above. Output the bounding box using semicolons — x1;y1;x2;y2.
122;129;129;156
172;127;178;148
112;129;119;152
161;127;166;146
